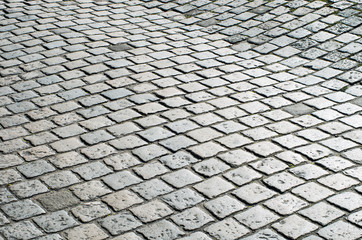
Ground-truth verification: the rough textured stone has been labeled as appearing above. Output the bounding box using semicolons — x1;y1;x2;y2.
34;210;78;233
171;207;214;230
1;199;45;220
1;1;362;239
0;221;43;240
99;211;142;236
137;220;184;240
272;215;318;239
62;224;108;240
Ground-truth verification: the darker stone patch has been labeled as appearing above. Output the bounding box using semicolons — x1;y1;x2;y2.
353;98;362;107
108;43;133;52
198;19;218;27
291;38;318;50
225;35;247;44
284;103;314;116
251;6;272;14
326;23;352;34
185;9;204;17
36;190;79;211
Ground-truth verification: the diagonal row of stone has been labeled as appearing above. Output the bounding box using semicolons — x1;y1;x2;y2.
0;0;361;239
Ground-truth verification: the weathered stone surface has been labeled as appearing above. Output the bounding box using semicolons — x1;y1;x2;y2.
99;211;142;236
1;1;362;239
34;210;78;233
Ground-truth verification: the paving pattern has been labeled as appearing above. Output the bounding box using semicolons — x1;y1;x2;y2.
0;0;361;239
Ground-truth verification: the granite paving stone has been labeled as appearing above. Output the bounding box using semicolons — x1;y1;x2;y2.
162;169;203;188
71;180;112;201
99;211;142;236
347;210;362;227
0;221;43;240
137;220;184;240
318;173;359;191
62;224;108;240
264;172;305;192
9;179;49;198
224;166;262;186
205;218;250;239
171;207;214;230
132;179;174;200
233;182;277;204
102;171;142;191
204;195;245;218
36;189;79;212
1;199;45;221
34;210;78;233
242;229;286;240
131;200;173;223
327;191;362;211
41;171;81;190
1;0;361;238
318;220;362;240
299;202;345;225
264;193;308;215
72;201;111;223
272;214;318;239
235;205;280;230
194;158;230;177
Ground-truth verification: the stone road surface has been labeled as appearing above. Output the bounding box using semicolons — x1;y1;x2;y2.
0;0;361;239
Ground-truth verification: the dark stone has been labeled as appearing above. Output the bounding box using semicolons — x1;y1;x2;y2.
225;35;247;44
252;6;272;14
108;43;133;52
36;190;79;211
284;103;314;116
198;19;218;27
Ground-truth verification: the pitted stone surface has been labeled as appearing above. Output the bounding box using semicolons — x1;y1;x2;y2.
33;210;78;233
0;0;361;238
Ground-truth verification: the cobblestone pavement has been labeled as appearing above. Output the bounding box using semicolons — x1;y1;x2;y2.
0;0;361;239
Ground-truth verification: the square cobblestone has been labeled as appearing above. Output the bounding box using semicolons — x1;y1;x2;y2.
189;142;227;159
0;221;43;240
159;151;199;169
318;173;359;191
224;166;262;186
99;211;142;236
171;207;214;230
102;171;142;191
162;169;202;188
205;218;250;239
246;141;283;157
131;200;173;223
292;182;335;202
264;172;305;192
264;193;308;215
250;157;288;174
218;149;258;166
235;205;280;230
132;179;174;200
233;182;277;204
242;229;286;240
34;210;78;233
327;191;362;211
318;220;362;240
137;220;184;240
1;199;45;221
299;202;344;225
193;158;230;177
204;195;245;218
272;214;318;239
10;179;48;198
62;223;108;240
